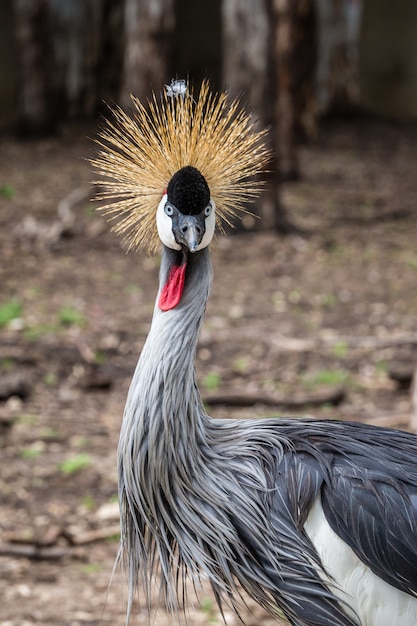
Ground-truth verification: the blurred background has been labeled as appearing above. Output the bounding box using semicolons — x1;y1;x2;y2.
2;0;417;224
1;1;417;625
2;1;417;141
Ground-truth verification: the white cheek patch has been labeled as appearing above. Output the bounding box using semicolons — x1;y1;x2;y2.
156;194;181;250
196;200;216;251
156;196;216;251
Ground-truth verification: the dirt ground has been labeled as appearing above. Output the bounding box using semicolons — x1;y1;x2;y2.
1;116;417;626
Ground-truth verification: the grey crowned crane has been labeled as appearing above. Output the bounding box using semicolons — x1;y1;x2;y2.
92;80;417;626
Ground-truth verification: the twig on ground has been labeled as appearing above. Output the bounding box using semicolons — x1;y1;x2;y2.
0;543;86;560
204;386;345;408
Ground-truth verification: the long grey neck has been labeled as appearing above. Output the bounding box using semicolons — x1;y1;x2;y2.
120;245;212;460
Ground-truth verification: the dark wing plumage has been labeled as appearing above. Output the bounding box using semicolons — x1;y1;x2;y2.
321;452;417;595
281;419;417;597
251;419;417;624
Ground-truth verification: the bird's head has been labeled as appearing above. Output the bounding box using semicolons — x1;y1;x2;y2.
156;166;215;311
91;79;270;309
157;166;215;254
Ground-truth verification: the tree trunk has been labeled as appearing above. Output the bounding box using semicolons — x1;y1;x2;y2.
269;0;316;181
222;0;282;233
12;0;125;134
269;0;298;182
88;0;124;114
47;0;98;119
119;0;175;106
262;0;316;233
222;0;269;124
222;0;316;234
174;0;222;90
316;0;362;114
13;0;54;136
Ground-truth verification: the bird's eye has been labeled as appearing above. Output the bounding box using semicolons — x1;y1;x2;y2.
204;204;212;217
164;203;174;217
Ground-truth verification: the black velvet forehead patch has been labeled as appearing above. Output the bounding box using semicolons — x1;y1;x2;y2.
167;166;210;215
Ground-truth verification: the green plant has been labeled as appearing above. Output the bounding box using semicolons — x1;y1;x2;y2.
124;283;142;295
407;256;417;270
0;184;15;199
73;436;89;449
21;446;42;459
319;293;337;308
82;494;96;512
93;351;106;364
331;340;348;359
40;426;60;440
232;356;250;374
202;372;221;392
58;306;86;327
1;357;14;371
0;299;22;328
21;440;45;459
302;369;351;388
24;323;56;341
43;372;57;387
84;204;95;218
80;563;102;574
375;360;388;375
200;597;216;622
361;198;374;216
288;289;301;304
58;453;91;475
17;413;38;426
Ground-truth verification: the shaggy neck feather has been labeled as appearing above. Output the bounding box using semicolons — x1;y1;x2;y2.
121;246;211;455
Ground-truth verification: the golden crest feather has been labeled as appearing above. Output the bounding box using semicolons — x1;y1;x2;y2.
91;79;270;254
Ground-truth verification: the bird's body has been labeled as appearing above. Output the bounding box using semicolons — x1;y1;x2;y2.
118;245;417;626
92;80;417;625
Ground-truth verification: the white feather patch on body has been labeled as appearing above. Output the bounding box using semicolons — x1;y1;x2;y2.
304;498;417;626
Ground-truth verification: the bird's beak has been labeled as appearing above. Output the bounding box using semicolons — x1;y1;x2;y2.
173;213;205;253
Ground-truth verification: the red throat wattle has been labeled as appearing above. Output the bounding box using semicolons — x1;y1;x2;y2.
158;262;187;311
